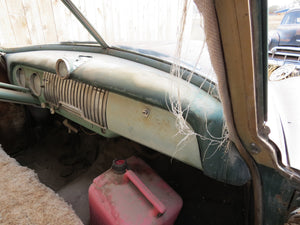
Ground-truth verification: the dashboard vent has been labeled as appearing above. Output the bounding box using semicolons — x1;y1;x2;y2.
43;72;108;129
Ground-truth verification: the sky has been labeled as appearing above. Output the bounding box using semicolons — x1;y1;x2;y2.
269;0;295;7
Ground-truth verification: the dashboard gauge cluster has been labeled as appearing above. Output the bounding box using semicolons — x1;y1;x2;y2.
16;68;26;87
29;73;42;96
13;66;43;97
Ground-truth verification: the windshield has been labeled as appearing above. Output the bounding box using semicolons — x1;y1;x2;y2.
0;1;97;48
281;11;300;24
73;0;215;80
0;0;215;80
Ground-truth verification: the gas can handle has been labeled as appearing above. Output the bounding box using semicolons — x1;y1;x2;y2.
124;170;166;216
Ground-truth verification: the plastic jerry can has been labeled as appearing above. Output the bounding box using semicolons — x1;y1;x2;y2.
88;156;183;225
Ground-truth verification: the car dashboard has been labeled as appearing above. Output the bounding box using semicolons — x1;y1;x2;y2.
6;50;202;168
2;49;250;186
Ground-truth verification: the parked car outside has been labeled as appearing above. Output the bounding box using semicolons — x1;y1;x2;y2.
269;8;300;50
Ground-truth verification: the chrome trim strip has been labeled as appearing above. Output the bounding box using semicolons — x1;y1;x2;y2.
94;89;100;124
91;86;97;122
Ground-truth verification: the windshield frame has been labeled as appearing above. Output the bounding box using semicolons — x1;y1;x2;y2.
60;0;109;48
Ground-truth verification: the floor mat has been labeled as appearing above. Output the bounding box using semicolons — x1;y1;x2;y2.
0;147;83;225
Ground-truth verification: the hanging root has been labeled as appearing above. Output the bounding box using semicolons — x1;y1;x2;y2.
169;0;230;159
169;0;195;150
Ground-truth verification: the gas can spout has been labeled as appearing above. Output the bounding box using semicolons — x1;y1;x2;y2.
112;159;127;174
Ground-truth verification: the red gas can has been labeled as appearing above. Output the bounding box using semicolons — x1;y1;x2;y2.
89;156;183;225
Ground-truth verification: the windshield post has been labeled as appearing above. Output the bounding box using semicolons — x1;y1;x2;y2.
60;0;109;48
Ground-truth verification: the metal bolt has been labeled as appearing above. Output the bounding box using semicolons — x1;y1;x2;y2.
50;107;55;114
142;108;150;118
250;143;261;154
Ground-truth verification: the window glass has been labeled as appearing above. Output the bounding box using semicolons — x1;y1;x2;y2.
267;0;300;170
0;0;216;81
0;0;95;48
281;11;300;24
74;0;216;80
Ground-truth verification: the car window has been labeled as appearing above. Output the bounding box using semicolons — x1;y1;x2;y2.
267;1;300;170
281;11;300;24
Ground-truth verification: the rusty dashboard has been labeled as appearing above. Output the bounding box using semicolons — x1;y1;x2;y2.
5;50;202;170
2;49;251;185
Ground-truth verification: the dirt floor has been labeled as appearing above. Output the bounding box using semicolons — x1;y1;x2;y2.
1;106;250;225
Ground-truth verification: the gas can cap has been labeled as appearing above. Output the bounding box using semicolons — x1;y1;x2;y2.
112;159;127;174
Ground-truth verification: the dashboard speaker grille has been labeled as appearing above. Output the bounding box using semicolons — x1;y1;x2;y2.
43;72;108;129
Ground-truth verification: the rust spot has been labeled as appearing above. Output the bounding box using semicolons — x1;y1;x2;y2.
275;194;283;202
275;194;289;207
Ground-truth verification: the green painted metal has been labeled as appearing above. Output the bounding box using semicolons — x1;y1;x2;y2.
186;102;250;185
0;88;39;105
107;47;219;100
77;72;249;184
6;52;250;185
258;164;299;225
10;65;45;100
9;64;118;139
69;54;248;185
5;50;247;185
106;92;202;170
250;0;269;126
3;45;219;99
10;63;203;170
0;82;29;93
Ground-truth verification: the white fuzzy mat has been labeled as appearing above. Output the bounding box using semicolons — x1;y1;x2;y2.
0;147;83;225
